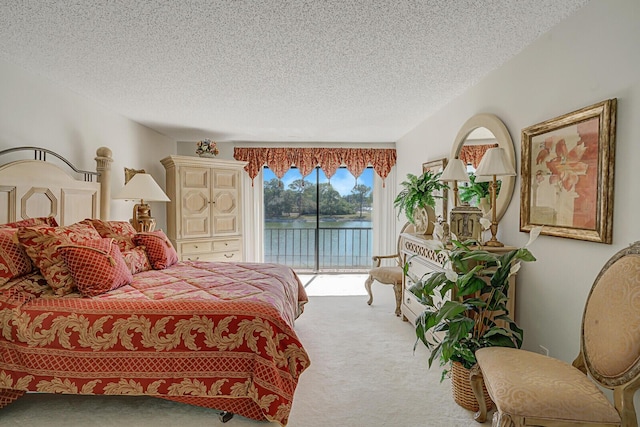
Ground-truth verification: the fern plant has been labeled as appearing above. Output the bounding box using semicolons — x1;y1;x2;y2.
393;171;448;224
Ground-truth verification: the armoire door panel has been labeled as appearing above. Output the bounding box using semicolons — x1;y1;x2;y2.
183;190;210;215
213;191;236;214
182;217;210;237
213;216;237;235
213;170;237;189
182;167;209;189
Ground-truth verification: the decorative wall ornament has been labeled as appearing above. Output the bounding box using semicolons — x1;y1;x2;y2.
520;98;616;244
233;147;396;186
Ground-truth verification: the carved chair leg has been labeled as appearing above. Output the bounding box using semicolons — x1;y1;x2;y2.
469;364;488;423
365;275;374;305
614;387;638;427
393;282;402;316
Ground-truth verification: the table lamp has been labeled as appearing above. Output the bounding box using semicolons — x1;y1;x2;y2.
439;158;469;207
440;158;482;242
475;147;516;247
113;173;170;232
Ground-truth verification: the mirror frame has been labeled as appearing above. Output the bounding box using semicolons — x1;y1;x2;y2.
450;113;516;222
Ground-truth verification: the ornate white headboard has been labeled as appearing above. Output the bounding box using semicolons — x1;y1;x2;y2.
0;146;113;225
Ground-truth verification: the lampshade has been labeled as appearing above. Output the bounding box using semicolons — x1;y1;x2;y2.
113;173;170;202
475;147;516;178
474;173;492;183
440;159;470;182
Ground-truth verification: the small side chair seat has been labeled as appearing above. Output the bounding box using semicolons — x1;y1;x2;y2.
474;347;621;426
471;242;640;427
365;222;414;317
365;265;403;316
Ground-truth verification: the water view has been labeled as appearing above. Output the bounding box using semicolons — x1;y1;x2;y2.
263;167;373;272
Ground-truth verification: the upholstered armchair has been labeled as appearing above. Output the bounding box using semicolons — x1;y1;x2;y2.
471;241;640;427
365;222;414;316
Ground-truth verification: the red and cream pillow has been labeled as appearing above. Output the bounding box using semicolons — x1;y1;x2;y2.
82;218;152;274
60;238;133;297
15;222;102;295
82;219;136;252
134;230;178;270
0;228;34;286
121;246;152;274
0;216;58;229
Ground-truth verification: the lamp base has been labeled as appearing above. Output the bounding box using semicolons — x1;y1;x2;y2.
483;239;504;248
131;203;156;232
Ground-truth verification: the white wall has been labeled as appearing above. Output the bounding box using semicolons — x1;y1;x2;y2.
0;59;176;229
398;0;639;365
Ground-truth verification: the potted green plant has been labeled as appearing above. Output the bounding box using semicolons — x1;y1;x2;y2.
407;231;539;409
459;173;501;215
393;170;448;231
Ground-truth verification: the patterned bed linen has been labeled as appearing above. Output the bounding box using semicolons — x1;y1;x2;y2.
0;261;310;426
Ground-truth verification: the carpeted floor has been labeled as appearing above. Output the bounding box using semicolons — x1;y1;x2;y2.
0;276;484;426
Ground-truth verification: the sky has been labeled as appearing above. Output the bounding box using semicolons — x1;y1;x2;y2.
263;166;374;196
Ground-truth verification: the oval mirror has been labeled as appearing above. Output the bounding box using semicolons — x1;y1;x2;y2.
450;114;516;222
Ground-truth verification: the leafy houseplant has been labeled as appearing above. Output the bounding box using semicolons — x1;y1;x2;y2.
408;235;538;380
458;173;490;206
393;170;448;225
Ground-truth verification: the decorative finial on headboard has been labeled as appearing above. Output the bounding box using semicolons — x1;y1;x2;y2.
95;147;113;220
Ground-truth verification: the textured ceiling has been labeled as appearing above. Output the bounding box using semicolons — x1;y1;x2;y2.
0;1;589;143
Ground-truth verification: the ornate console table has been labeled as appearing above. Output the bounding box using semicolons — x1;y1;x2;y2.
400;232;517;325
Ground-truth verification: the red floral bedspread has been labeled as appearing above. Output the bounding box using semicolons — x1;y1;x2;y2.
0;261;310;426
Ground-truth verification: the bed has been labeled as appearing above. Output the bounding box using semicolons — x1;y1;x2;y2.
0;147;309;426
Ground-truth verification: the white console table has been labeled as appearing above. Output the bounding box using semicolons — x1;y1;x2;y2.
400;232;517;325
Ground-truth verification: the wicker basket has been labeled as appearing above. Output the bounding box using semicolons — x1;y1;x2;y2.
451;361;494;412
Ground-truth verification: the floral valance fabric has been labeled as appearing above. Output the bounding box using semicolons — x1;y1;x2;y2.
458;144;498;169
233;147;397;186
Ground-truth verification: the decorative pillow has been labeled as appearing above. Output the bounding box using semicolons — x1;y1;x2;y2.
0;228;34;285
0;216;58;229
60;238;133;297
134;230;178;270
121;246;152;274
81;219;136;252
15;222;102;295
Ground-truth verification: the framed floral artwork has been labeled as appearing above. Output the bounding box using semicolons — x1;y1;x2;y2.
422;158;448;222
520;99;616;243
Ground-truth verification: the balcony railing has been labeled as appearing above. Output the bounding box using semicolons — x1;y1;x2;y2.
264;226;372;271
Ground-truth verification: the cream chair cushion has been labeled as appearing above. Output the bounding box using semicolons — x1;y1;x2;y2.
368;266;403;285
476;347;620;424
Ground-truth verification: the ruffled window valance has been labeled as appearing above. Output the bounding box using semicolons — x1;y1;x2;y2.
458;144;498;169
233;147;396;186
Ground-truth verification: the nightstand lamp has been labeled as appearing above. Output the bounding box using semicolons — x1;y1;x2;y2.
475;147;516;247
113;173;170;232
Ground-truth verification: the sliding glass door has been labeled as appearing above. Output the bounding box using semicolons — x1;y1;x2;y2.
264;166;373;272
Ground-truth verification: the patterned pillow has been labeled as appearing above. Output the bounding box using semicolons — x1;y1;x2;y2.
60;238;133;297
121;246;152;274
0;228;34;285
0;216;58;229
81;219;136;252
16;222;102;295
134;230;178;270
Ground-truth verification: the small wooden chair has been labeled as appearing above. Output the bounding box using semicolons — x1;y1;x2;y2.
471;241;640;426
365;222;414;316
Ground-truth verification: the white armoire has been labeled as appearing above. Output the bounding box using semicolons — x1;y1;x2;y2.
161;155;246;262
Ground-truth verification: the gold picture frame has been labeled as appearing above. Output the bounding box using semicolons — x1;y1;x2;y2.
422;158;448;222
520;99;616;243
